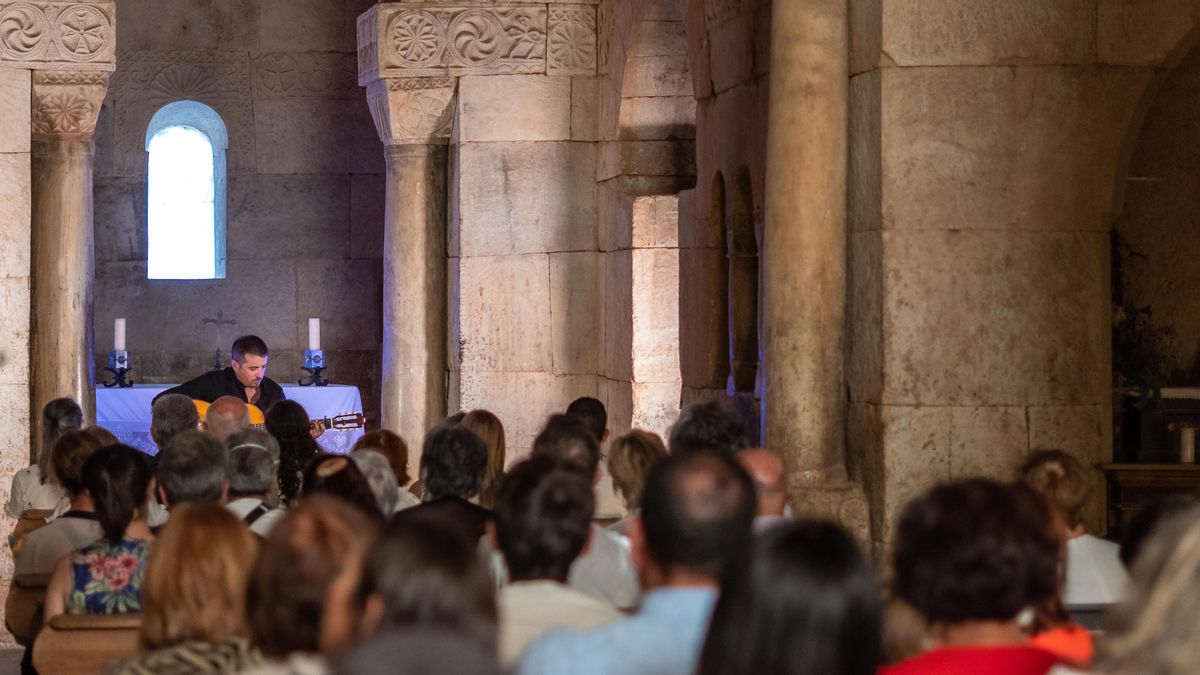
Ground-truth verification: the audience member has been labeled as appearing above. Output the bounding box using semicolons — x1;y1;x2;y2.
352;430;419;511
607;430;667;533
8;397;83;517
565;397;609;445
245;495;379;674
492;457;621;667
264;401;321;506
667;400;749;456
696;520;881;675
105;503;261;675
204;395;251;441
462;409;507;509
530;415;640;609
15;429;107;575
519;451;756;675
1118;492;1200;569
350;450;400;516
1019;450;1127;607
336;629;501;675
156;430;229;509
302;455;384;521
150;393;201;451
736;448;791;532
226;438;286;537
1080;504;1200;675
354;517;496;649
44;445;154;620
395;425;490;544
883;479;1062;675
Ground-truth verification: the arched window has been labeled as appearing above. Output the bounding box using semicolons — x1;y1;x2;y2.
145;101;228;280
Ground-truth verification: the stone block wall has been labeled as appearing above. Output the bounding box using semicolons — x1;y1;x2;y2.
91;0;385;423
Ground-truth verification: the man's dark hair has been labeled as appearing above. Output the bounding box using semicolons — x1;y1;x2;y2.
565;397;607;443
232;335;270;362
82;444;152;543
640;451;756;580
157;430;229;506
151;393;200;448
668;400;749;455
531;414;600;478
494;457;594;582
421;425;488;500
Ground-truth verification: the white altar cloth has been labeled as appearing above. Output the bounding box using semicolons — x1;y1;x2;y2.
95;384;365;455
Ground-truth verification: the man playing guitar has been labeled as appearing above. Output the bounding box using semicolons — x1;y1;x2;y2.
158;334;285;410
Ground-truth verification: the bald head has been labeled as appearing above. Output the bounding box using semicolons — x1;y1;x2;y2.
737;448;787;517
205;396;251;441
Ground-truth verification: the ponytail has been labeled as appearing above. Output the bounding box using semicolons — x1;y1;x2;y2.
81;445;151;542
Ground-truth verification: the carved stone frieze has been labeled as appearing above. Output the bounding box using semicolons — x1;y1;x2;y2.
366;76;456;145
0;1;115;69
31;68;107;139
110;50;254;177
253;52;359;99
547;5;595;75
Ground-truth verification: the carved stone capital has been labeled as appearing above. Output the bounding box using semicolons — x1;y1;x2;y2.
366;76;456;145
0;1;116;70
31;69;108;140
357;3;596;82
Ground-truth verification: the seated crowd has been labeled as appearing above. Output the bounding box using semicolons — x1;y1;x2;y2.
10;392;1200;675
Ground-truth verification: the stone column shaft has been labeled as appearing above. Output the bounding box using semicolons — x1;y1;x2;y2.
762;0;849;481
381;143;448;451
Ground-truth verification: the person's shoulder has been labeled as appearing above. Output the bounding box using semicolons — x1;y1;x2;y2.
517;624;617;675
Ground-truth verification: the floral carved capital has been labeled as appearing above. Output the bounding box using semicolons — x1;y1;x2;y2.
365;76;456;145
31;69;108;140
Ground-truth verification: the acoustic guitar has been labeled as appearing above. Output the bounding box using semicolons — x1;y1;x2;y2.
192;399;366;431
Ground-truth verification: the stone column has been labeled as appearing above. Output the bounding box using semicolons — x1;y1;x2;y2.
30;71;109;427
762;0;849;481
364;76;455;460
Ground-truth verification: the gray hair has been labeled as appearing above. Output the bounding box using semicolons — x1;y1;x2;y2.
157;430;228;506
229;445;278;497
151;394;200;449
351;449;399;516
227;428;280;464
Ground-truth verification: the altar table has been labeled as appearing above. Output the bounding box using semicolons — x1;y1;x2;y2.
95;384;365;455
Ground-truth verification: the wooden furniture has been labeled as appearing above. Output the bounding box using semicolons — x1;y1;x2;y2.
32;613;141;675
1102;463;1200;537
6;573;50;646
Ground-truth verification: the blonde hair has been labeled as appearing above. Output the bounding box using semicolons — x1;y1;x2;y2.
1095;505;1200;674
140;502;258;650
1018;449;1091;528
608;430;667;510
462;409;506;509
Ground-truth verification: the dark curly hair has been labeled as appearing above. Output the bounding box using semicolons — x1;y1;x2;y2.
420;425;487;500
668;400;749;456
265;400;320;505
892;479;1060;624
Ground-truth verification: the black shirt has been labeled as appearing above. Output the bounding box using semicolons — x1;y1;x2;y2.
158;367;286;413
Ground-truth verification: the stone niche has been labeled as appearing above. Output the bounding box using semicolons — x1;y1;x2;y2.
91;0;385;423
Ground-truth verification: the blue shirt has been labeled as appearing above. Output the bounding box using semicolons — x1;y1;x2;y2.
518;587;717;675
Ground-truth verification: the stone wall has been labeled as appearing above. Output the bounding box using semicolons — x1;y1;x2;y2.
90;0;385;422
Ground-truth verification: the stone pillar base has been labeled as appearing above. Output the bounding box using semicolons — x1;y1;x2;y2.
788;478;871;546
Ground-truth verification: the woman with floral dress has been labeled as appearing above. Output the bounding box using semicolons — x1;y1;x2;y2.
44;444;154;620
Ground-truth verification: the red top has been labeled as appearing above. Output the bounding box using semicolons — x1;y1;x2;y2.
880;645;1060;675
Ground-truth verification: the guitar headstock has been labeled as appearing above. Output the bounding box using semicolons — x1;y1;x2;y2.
329;412;366;430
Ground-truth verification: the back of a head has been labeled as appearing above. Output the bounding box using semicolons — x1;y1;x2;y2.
357;516;497;647
1098;504;1200;675
84;425;119;447
229;444;278;498
206;396;251;441
668;400;749;456
157;430;229;506
352;429;411;486
494;457;594;582
531;414;600;478
141;502;258;650
249;495;379;658
40;397;84;476
265;400;318;504
420;424;488;500
303;455;384;521
51;429;109;498
640;451;756;581
337;628;501;675
608;430;668;510
81;444;152;542
698;520;881;675
1018;449;1091;530
892;479;1060;626
231;334;269;362
227;428;281;463
351;450;400;516
565;397;607;443
151;393;201;448
461;409;507;508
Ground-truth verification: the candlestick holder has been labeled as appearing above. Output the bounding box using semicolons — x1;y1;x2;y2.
299;349;328;386
102;350;133;388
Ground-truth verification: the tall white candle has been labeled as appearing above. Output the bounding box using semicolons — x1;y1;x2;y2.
114;318;126;352
308;317;321;351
